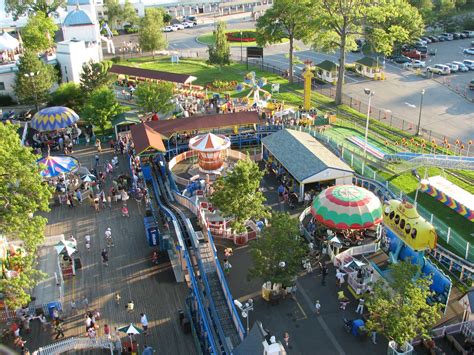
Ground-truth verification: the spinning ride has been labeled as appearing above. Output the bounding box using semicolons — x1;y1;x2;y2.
188;133;231;173
236;72;271;106
31;106;80;132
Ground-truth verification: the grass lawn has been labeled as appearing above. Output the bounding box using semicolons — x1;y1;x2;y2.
196;29;288;47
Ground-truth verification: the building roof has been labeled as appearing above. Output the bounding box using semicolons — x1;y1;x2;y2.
315;60;338;72
144;111;262;138
63;8;94;26
112;112;141;127
130;124;166;156
261;129;354;183
109;65;197;85
355;56;380;68
67;0;93;5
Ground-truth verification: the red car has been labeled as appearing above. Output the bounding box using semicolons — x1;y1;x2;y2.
402;49;426;59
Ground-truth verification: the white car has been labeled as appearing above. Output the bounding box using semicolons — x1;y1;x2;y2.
164;26;174;32
173;23;185;30
427;64;451;75
463;59;474;70
183;21;194;28
445;63;459;72
463;48;474;55
407;60;426;68
452;61;469;72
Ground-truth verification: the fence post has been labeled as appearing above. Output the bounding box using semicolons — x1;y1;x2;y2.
430;214;434;224
466;242;470;261
446;227;451;244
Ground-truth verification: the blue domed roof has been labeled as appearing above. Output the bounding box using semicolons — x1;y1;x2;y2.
67;0;93;5
64;9;93;26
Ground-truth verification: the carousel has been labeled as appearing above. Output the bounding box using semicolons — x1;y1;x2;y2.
188;132;231;175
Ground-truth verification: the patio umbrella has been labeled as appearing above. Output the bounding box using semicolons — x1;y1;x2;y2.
37;155;79;178
31;106;79;132
311;185;382;230
54;240;76;256
344;258;366;269
81;174;96;182
118;323;143;346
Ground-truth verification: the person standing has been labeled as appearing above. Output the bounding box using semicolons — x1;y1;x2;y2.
85;235;91;250
315;300;321;315
336;269;345;288
95;139;102;153
283;332;290;347
70;299;77;314
321;263;328;286
104;324;111;340
127;300;134;313
223;259;232;274
371;330;377;345
105;227;114;247
76;189;82;204
82;295;89;311
101;249;109;266
54;321;65;339
356;298;365;315
140;313;149;336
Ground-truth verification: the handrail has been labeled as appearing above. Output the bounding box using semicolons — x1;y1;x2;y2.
35;336;113;355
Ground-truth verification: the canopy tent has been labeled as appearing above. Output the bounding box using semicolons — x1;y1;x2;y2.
37;155;80;178
0;32;19;51
55;240;76;257
31;106;80;132
130;123;166;156
344;258;366;269
311;185;382;230
112;112;141;139
118;323;143;347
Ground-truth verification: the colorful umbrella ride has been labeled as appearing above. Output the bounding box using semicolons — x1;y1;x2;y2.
37;155;79;178
311;185;382;230
31;106;79;131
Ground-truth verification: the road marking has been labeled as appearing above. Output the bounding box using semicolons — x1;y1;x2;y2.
295;298;308;320
296;280;346;355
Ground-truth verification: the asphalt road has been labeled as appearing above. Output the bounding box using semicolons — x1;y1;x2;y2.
111;14;474;141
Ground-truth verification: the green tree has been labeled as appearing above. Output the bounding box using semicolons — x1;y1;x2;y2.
81;87;122;134
438;0;456;17
104;0;138;29
14;49;57;109
79;60;114;93
309;0;423;105
248;212;307;286
210;158;269;233
49;82;84;111
208;21;230;68
21;12;58;53
138;8;167;59
365;261;441;348
256;0;312;84
0;122;52;309
122;0;138;27
163;12;172;24
409;0;434;24
134;81;174;114
5;0;65;20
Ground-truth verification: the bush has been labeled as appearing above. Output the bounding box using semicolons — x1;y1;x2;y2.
111;56;122;63
0;94;15;106
124;24;138;34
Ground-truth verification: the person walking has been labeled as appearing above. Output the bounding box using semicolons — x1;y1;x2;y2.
82;295;89;311
140;313;149;336
85;234;91;250
223;259;232;274
105;227;114;247
70;299;77;314
104;324;111;340
356;298;365;315
283;332;290;347
315;300;321;315
321;263;328;286
101;249;109;266
115;292;121;305
95;139;102;153
371;330;377;345
54;321;65;339
76;189;82;204
38;313;48;332
336;269;346;288
127;300;134;313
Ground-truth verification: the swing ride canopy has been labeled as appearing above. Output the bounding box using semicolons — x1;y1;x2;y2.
37;155;80;178
311;185;382;230
31;106;80;132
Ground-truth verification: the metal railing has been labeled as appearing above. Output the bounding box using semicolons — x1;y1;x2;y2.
36;336;113;355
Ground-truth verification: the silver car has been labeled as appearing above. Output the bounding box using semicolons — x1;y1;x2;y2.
452;61;469;72
445;63;459;72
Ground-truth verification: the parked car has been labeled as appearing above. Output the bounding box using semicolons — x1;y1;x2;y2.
452;61;470;72
463;59;474;70
437;35;446;42
407;60;426;68
420;36;432;43
182;16;198;25
469;80;474;90
164;26;174;32
389;55;411;64
415;45;428;53
402;49;426;59
414;39;427;46
174;23;185;30
463;48;474;55
459;32;468;39
462;30;474;38
440;33;454;40
452;33;461;40
445;63;459;72
428;36;439;42
183;21;194;28
427;64;451;75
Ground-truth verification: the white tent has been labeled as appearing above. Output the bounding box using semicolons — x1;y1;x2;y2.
0;32;19;51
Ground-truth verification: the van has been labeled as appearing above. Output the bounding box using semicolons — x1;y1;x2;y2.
463;60;474;70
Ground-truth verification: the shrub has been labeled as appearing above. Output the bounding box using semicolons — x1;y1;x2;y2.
111;56;122;63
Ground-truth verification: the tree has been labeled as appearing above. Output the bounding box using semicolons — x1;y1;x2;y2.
365;260;441;348
0;123;52;308
209;158;269;233
49;82;84;111
81;87;122;134
122;0;138;27
21;12;58;53
309;0;424;105
256;0;312;84
208;21;230;68
14;49;57;109
248;212;307;286
138;8;167;59
163;12;172;25
79;60;114;93
409;0;434;24
104;0;122;29
5;0;65;20
134;81;174;114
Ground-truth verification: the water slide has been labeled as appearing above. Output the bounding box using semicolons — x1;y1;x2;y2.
347;136;386;159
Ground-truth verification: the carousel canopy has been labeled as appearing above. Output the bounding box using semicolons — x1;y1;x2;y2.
31;106;79;132
37;155;79;178
188;133;231;152
311;185;382;230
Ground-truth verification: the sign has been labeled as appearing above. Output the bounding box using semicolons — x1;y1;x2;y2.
271;83;280;93
247;47;263;58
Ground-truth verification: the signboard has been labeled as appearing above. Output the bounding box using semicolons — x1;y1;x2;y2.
247;47;263;58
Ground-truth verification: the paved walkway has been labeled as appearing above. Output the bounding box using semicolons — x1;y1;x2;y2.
26;146;196;354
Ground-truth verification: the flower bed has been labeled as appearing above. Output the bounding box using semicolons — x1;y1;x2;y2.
205;80;239;91
225;31;256;42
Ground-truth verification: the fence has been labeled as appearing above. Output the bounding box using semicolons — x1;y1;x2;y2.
35;336;113;354
411;320;473;346
286;125;473;262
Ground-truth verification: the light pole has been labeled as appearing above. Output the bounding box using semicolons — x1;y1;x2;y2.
240;31;243;62
363;88;375;163
24;71;40;111
234;298;254;333
416;89;425;136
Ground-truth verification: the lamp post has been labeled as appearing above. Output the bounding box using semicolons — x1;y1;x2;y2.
416;89;425;136
240;31;243;62
363;88;375;163
234;298;254;333
24;71;40;111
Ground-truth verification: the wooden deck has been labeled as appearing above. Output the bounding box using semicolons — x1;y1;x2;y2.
26;146;196;354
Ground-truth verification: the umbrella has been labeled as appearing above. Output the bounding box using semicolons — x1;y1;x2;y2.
37;155;79;178
55;240;76;256
329;236;342;245
81;174;96;182
311;185;382;230
31;106;79;132
118;323;143;346
344;258;366;269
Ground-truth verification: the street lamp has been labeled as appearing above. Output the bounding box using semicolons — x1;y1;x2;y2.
240;31;243;62
24;71;40;111
234;298;254;333
363;88;375;163
416;89;425;136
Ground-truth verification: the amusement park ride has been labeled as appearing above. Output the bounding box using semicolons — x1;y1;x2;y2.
236;72;271;107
